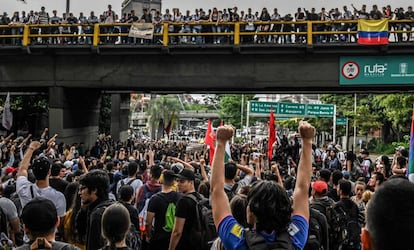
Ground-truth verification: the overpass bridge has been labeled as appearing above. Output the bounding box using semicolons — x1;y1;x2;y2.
1;20;414;146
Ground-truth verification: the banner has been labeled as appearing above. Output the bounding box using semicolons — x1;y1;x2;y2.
204;119;215;165
2;92;13;131
128;22;154;39
409;106;414;183
357;19;389;45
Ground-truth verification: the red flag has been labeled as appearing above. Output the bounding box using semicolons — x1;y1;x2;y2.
204;119;215;165
268;108;276;160
164;112;175;137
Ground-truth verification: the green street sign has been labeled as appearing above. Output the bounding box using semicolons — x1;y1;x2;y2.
249;101;278;114
249;101;335;118
336;117;347;126
340;56;414;85
307;104;335;117
279;103;306;116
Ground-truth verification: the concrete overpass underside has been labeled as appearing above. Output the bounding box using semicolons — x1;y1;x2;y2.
2;43;414;145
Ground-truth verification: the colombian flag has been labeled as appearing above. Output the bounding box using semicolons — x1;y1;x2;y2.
357;19;389;45
409;106;414;183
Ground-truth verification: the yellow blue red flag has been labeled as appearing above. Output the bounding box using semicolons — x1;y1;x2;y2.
357;19;389;45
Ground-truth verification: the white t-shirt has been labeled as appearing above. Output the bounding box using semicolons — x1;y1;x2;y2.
16;176;66;217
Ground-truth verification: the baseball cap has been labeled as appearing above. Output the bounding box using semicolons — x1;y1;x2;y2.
360;148;369;155
21;197;58;232
4;166;17;176
63;160;74;169
31;157;52;173
312;180;328;194
342;170;350;180
395;146;405;152
173;168;195;181
171;163;184;174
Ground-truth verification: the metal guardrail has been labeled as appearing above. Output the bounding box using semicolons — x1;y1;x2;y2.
0;19;413;47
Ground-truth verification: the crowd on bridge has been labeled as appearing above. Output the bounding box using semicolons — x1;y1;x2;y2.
0;120;412;250
1;3;414;46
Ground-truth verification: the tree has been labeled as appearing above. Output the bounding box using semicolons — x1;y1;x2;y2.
218;94;257;128
146;95;181;139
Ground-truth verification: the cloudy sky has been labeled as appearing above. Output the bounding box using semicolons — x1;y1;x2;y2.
3;0;412;17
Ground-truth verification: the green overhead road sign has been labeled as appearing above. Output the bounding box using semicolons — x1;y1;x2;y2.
336;117;348;126
307;104;335;117
249;101;335;118
249;101;278;114
279;103;306;116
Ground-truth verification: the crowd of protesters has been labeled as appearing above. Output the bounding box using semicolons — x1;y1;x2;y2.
1;3;414;46
0;120;412;250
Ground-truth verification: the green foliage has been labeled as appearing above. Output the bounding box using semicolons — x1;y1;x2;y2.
218;94;256;128
147;95;181;138
185;103;207;111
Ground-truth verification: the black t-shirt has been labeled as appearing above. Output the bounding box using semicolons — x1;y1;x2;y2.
147;191;182;241
120;202;139;231
49;178;69;194
174;192;200;250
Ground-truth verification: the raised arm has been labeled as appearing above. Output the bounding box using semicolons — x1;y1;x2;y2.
211;126;234;228
18;141;41;178
292;121;315;221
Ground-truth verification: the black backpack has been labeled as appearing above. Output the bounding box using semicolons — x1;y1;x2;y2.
244;228;293;250
187;193;217;250
0;207;8;238
304;207;329;250
332;201;361;249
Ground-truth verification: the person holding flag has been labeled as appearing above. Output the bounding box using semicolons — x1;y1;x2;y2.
2;92;13;131
408;107;414;183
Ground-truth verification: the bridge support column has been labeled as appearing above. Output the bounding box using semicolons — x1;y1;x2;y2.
110;93;130;142
48;87;101;148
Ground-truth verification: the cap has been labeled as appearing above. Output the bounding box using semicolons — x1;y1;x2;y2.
174;168;195;181
312;180;328;194
342;170;350;180
171;162;184;174
360;148;369;155
31;157;52;172
395;146;405;152
63;160;74;169
335;145;342;151
4;167;17;176
21;197;58;232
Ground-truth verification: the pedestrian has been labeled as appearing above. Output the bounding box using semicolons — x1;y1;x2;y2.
100;203;132;250
211;121;315;249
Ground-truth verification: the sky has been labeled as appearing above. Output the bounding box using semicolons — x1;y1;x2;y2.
3;0;412;17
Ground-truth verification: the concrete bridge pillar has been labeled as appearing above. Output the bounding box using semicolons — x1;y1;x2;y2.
110;93;130;142
48;87;101;148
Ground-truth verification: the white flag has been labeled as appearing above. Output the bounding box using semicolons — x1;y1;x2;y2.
2;92;13;130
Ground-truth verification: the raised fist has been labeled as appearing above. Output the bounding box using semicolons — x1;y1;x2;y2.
216;125;234;142
298;121;316;140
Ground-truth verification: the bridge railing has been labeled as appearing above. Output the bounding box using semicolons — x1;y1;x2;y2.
0;19;413;47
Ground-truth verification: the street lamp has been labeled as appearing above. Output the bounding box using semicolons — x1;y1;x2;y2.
66;0;70;14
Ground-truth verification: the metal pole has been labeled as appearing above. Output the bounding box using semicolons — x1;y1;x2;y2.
353;93;357;152
345;118;349;151
66;0;70;14
333;105;336;144
246;101;250;140
241;94;244;130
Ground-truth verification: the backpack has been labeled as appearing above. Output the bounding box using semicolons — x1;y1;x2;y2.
304;208;329;250
225;183;239;202
351;160;363;181
138;185;161;234
16;240;80;250
137;185;161;213
156;193;176;233
332;202;361;249
311;200;340;250
125;224;142;250
244;228;293;250
187;193;217;250
120;178;136;187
